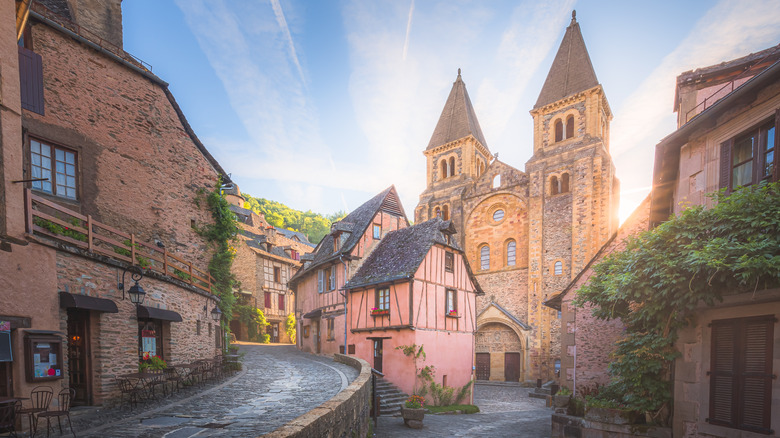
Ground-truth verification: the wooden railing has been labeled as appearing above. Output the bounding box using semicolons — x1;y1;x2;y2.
24;189;214;294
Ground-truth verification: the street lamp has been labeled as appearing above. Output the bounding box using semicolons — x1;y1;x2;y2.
119;266;146;305
211;305;222;322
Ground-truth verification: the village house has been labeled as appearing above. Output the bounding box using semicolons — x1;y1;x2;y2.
222;184;313;343
0;0;230;406
344;217;482;399
414;11;619;382
291;186;408;356
651;44;780;437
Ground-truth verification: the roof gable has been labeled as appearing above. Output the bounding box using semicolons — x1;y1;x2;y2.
427;70;489;151
534;11;599;109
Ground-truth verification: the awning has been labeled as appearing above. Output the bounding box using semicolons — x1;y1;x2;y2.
137;305;182;322
59;292;118;313
303;309;322;319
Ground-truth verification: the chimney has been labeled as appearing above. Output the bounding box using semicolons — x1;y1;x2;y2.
67;0;123;49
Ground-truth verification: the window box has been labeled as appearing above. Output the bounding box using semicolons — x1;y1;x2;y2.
446;311;459;318
370;309;389;317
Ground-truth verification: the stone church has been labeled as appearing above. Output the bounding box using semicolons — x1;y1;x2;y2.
415;12;619;382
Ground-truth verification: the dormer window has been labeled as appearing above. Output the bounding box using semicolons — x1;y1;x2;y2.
373;224;381;239
333;232;341;251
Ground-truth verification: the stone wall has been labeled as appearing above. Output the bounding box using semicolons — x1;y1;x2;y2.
265;354;371;438
552;413;671;438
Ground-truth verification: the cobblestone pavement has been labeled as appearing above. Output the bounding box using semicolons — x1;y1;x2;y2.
374;383;552;437
61;344;358;437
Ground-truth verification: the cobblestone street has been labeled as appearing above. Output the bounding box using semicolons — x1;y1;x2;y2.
63;344;358;437
374;383;551;437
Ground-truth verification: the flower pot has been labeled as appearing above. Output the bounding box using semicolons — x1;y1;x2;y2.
401;406;425;429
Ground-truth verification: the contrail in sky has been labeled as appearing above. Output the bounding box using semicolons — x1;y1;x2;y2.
402;0;415;61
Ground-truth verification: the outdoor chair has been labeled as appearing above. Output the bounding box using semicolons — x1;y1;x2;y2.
0;400;20;437
116;378;141;410
145;370;166;399
36;388;75;437
163;367;182;394
17;386;53;437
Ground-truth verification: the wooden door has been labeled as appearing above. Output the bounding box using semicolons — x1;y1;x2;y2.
313;320;320;354
504;352;521;382
476;353;490;380
373;339;383;373
67;309;91;405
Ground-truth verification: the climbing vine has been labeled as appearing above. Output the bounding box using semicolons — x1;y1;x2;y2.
285;313;297;343
575;182;780;414
234;304;270;343
196;178;240;332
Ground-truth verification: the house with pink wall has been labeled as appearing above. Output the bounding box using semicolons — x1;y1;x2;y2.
344;218;483;399
290;186;408;356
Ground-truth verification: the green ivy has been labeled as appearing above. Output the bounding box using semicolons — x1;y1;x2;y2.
575;182;780;414
234;304;270;342
34;217;87;242
285;313;297;343
195;179;239;336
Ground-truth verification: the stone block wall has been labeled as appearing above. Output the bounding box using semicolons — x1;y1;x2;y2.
266;354;370;438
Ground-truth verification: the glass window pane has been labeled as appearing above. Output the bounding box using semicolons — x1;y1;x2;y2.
41;169;51;179
733;136;754;165
764;150;774;179
41;144;50;156
554;261;563;275
42;181;52;193
733;162;753;188
66;188;76;199
480;246;490;270
493;210;504;222
65;151;75;164
55;149;64;161
31;140;40;154
66;176;76;187
56;162;65;173
66;164;75;176
41;157;51;170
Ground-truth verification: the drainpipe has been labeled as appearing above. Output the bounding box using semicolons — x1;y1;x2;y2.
572;306;577;395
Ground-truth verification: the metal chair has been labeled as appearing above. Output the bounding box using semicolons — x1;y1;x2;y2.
116;378;141;410
36;388;75;437
163;367;182;394
0;400;20;437
17;386;53;437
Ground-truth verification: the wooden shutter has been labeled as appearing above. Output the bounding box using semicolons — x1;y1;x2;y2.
710;322;735;427
719;140;732;190
264;292;271;309
738;318;773;433
18;45;44;115
278;294;284;311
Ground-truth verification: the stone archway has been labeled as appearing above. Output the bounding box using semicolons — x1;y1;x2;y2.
475;317;528;382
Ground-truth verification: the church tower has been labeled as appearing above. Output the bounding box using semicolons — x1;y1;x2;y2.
525;11;619;376
415;70;493;247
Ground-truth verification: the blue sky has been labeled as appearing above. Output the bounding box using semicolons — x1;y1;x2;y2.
123;0;780;223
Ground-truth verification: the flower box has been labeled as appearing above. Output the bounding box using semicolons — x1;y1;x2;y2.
370;310;389;317
445;311;459;318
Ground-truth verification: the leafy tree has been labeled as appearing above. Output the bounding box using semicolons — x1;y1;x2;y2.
241;193;340;244
285;313;296;343
575;182;780;414
234;304;270;343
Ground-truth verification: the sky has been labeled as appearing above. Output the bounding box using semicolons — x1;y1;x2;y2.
122;0;780;223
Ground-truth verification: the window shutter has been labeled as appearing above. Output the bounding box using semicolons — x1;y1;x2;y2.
278;294;285;311
710;322;736;427
738;319;773;432
719;140;732;190
264;292;271;308
317;270;323;293
18;45;44;115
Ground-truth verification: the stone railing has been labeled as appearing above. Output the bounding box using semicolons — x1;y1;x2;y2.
264;354;371;437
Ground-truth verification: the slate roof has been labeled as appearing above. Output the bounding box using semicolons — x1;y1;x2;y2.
36;0;73;19
427;70;489;151
345;218;482;293
534;11;599;109
289;186;407;285
274;227;315;247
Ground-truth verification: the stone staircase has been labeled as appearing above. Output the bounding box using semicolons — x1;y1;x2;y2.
375;376;408;416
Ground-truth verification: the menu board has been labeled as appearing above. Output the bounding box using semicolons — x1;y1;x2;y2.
141;329;156;356
24;334;63;382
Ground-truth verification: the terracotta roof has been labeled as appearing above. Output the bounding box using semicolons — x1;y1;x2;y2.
534;11;599;109
427;70;489;151
345;218;460;290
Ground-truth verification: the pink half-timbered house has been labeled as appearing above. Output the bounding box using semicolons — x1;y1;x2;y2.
345;218;483;398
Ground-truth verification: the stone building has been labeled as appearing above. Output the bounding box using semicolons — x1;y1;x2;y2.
0;0;229;406
223;185;313;343
415;11;619;382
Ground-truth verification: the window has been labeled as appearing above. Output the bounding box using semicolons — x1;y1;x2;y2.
449;157;456;176
554;119;563;142
492;209;504;222
333;233;341;251
291;249;299;260
565;115;574;139
441;159;448;180
196;320;201;336
550;176;559;195
329;265;336;291
274;267;281;283
264;291;271;308
557;310;562;319
303;325;310;338
561;173;570;193
446;289;457;314
208;323;212;337
373;224;381;239
720;117;777;191
480;245;490;270
317;269;325;293
376;288;390;311
445;251;454;272
709;315;774;433
442;205;449;221
435;207;441;217
493;174;501;188
278;293;285;311
506;240;516;266
327;319;335;341
30;139;77;199
554;261;563;276
138;319;163;360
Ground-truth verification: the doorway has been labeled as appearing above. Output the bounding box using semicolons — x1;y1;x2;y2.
504;352;521;382
313;319;320;354
476;353;490;380
373;339;383;372
272;324;279;343
67;309;91;405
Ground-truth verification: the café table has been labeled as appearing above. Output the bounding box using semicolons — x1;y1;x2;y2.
118;372;163;400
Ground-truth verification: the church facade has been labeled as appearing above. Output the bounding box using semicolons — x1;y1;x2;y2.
415;12;619;382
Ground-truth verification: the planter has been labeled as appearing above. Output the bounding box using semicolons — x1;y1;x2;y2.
401;406;425;429
371;311;389;317
584;406;639;425
553;394;571;408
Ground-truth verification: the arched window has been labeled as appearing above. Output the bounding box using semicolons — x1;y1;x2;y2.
561;173;570;193
550;176;559;195
492;209;504;222
506;240;516;267
554;120;563;142
449;157;456;177
554;261;563;275
442;205;449;221
493;174;501;188
440;160;447;180
435;207;441;217
565;115;574;139
480;245;490;271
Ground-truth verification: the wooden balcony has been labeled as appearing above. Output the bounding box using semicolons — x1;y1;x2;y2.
24;188;215;294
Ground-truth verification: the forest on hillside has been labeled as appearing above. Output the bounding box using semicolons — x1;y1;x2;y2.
242;194;345;244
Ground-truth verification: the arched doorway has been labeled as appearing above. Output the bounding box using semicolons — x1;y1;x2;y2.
475;321;526;382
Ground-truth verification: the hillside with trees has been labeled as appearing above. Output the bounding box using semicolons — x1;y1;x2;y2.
242;194;345;244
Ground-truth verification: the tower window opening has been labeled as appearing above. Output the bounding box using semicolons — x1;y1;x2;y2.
554;120;563;142
550;176;559;195
493;174;501;188
554;261;563;276
561;173;570;193
442;205;449;221
449;157;456;177
435;207;441;217
480;245;490;271
565;115;574;139
506;240;516;267
440;160;447;180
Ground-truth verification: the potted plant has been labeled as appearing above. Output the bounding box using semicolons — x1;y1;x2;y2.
553;386;572;408
370;307;389;316
446;309;458;317
401;395;426;429
139;352;167;372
